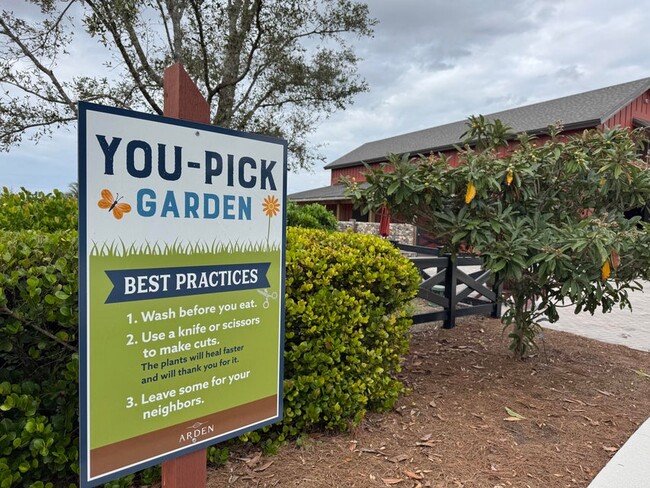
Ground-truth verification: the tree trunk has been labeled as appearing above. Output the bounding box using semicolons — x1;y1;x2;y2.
166;0;186;64
215;0;255;127
512;292;528;359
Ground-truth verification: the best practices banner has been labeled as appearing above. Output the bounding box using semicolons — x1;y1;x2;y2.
78;102;287;487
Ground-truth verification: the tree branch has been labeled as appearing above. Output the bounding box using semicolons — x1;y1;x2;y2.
0;306;77;353
216;5;351;114
165;0;186;64
155;0;174;54
237;80;275;126
122;17;164;86
0;16;77;116
83;0;163;114
210;0;263;98
231;52;276;115
1;116;77;140
0;77;65;104
36;0;77;53
189;0;213;100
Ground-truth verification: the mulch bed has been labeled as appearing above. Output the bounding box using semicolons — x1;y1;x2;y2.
205;316;650;487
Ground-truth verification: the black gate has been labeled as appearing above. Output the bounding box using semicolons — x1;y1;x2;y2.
396;243;502;329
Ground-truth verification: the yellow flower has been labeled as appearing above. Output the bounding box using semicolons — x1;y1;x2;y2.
262;195;280;218
506;170;514;186
465;181;476;204
601;260;611;280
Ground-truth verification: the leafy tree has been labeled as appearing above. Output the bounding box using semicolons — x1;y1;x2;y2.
67;181;78;199
287;201;337;230
0;0;375;169
460;114;514;150
346;120;650;358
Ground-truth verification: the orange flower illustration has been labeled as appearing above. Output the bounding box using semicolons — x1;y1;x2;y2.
262;195;281;243
262;195;281;218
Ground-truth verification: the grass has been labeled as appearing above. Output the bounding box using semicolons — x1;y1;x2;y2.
89;239;281;257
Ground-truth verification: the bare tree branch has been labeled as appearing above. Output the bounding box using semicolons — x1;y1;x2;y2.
0;306;77;353
122;18;164;86
83;0;163;114
0;16;77;116
189;0;213;98
155;0;174;53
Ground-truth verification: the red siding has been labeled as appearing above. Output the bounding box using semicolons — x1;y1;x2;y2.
602;90;650;128
331;165;372;184
331;162;393;184
330;149;466;182
443;150;460;167
339;204;353;221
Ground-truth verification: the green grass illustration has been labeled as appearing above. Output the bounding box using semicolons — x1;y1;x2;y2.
90;239;280;257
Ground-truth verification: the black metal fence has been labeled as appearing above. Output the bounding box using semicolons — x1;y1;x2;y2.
395;243;502;329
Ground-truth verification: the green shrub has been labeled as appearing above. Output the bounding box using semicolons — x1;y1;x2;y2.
286;202;338;230
0;208;418;484
276;228;420;438
0;188;78;233
0;230;79;488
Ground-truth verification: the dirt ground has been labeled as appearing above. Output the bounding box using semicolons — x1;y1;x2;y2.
205;316;650;488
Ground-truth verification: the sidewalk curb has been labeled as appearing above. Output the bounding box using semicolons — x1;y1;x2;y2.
588;417;650;488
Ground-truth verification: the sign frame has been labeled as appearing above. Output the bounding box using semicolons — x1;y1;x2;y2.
78;101;287;487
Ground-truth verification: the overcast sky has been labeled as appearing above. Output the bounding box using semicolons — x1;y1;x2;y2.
2;0;650;194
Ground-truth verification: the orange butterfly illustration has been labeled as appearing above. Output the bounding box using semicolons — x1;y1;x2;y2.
98;189;132;220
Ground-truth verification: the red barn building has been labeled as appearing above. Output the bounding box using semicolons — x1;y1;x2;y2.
290;77;650;222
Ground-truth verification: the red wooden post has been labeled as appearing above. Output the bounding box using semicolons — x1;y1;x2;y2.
163;63;210;124
161;448;207;488
161;62;210;488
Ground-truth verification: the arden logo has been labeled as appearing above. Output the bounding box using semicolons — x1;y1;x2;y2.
179;421;215;444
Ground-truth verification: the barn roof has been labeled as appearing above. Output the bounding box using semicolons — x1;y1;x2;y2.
324;77;650;170
289;184;350;202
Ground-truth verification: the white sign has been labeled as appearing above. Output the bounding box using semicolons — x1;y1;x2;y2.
79;102;287;487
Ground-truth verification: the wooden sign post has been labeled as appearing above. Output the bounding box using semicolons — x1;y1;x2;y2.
163;63;210;125
160;63;210;488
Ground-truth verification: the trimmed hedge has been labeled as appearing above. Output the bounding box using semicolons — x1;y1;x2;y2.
0;188;77;233
0;230;79;488
286;202;338;231
1;192;419;486
247;228;420;445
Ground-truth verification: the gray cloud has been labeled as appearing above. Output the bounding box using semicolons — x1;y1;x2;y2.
2;1;650;195
292;0;650;193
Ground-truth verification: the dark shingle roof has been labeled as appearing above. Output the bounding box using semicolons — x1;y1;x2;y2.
289;184;366;202
289;184;345;202
325;77;650;170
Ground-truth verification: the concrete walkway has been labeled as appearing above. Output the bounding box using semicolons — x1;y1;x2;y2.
587;418;650;488
544;282;650;353
543;282;650;487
